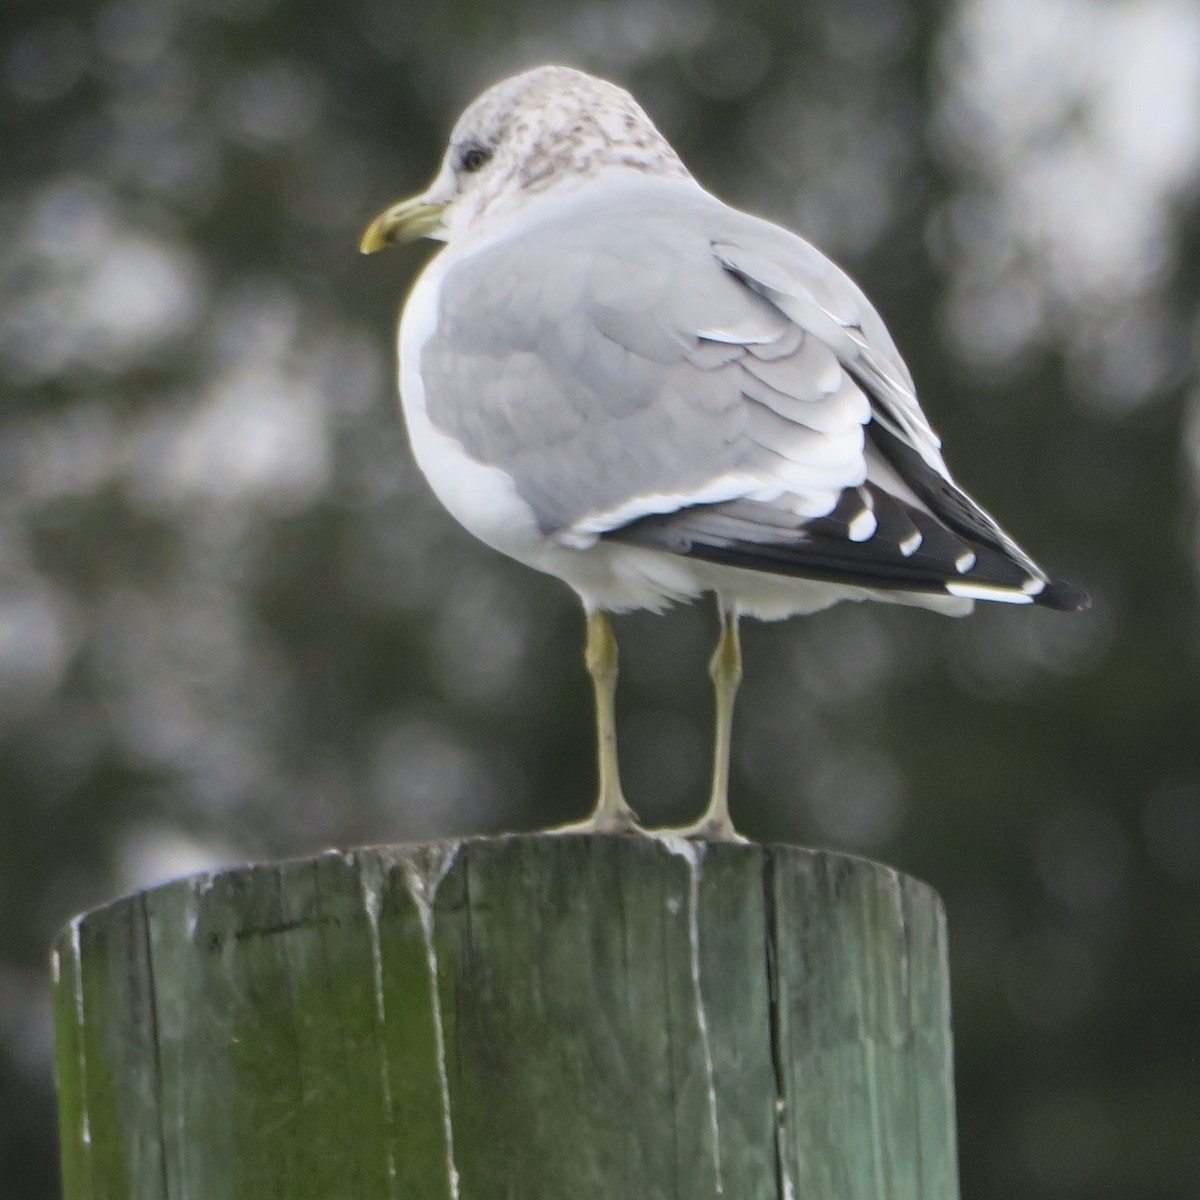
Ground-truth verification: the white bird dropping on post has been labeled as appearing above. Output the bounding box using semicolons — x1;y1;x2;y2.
360;65;1089;840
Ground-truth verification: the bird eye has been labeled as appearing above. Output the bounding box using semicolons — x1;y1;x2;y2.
457;141;493;173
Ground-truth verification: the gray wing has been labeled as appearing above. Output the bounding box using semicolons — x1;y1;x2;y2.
422;199;867;536
419;184;1086;610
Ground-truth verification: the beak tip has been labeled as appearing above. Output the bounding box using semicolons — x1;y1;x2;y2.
359;223;389;255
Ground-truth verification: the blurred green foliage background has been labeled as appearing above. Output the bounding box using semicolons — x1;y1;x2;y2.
2;0;1198;1196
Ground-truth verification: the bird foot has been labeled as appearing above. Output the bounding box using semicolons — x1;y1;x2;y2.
547;804;644;836
652;814;748;844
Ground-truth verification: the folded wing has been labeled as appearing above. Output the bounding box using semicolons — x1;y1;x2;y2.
417;181;1087;611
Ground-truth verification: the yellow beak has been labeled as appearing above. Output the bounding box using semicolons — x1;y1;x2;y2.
359;195;447;253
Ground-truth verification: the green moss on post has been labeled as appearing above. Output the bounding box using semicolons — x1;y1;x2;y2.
52;836;960;1200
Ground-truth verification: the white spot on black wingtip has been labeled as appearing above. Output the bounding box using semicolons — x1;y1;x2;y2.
848;508;877;542
955;550;977;574
899;530;922;557
945;581;1035;604
945;574;1089;611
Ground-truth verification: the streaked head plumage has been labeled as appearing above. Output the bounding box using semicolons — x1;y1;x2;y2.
361;66;691;249
445;66;688;213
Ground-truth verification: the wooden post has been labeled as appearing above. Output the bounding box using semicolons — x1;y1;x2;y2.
52;835;960;1199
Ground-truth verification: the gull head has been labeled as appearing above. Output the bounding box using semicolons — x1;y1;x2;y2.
361;65;692;252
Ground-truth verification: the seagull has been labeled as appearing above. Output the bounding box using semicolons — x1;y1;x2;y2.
360;65;1088;841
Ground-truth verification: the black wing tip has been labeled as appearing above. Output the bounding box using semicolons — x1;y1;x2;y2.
1037;578;1091;612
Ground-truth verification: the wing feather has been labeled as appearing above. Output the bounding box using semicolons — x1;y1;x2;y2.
416;179;1085;610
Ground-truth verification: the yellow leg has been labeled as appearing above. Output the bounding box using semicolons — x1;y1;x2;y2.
665;605;746;842
705;605;743;839
553;609;640;833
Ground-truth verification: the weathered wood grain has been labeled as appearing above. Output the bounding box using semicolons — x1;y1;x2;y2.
52;835;960;1200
